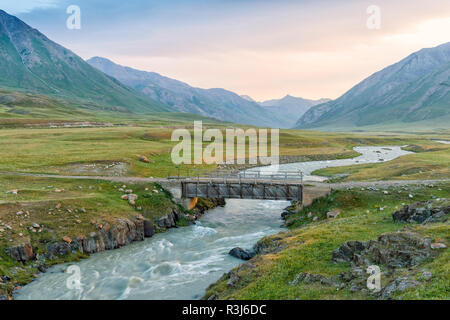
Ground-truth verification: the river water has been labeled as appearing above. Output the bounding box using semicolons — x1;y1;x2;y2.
433;140;450;145
15;146;411;300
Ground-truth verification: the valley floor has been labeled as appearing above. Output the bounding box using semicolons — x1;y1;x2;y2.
0;120;448;300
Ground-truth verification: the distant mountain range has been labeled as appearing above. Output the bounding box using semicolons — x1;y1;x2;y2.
0;9;168;114
295;42;450;130
259;95;330;128
87;57;299;127
0;9;304;127
2;9;447;131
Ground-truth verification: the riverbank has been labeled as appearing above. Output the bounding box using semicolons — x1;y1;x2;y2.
203;182;449;300
9;145;428;300
0;174;224;300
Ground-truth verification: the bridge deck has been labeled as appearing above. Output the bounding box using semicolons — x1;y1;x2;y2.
181;179;303;201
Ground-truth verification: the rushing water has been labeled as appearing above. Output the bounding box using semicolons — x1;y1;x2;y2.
16;146;411;300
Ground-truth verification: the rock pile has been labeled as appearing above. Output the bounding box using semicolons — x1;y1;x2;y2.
392;199;449;224
331;232;434;268
289;231;446;299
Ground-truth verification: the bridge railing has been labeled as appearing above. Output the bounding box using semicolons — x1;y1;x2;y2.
169;168;303;185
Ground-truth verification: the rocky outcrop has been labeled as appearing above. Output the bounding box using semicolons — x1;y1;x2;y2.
331;232;434;269
379;277;420;299
325;231;446;299
6;242;34;262
281;202;298;220
253;236;287;255
6;194;224;264
157;212;177;229
45;218;146;257
393;199;449;224
286;231;447;299
191;198;225;219
229;247;255;260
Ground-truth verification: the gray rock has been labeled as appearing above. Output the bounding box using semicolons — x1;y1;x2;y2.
46;242;71;257
6;243;35;262
332;232;434;269
157;213;176;229
393;199;449;224
380;277;420;299
226;274;240;287
144;220;155;237
229;247;255;260
327;211;340;219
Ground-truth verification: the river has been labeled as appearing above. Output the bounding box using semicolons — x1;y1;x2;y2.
15;146;411;300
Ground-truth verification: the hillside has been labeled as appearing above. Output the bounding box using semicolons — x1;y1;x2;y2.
295;42;450;130
0;10;169;113
87;57;287;127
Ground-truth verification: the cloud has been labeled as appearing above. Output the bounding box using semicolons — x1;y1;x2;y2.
8;0;450;100
1;0;59;14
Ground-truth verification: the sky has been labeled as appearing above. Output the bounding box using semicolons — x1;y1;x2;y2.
2;0;450;101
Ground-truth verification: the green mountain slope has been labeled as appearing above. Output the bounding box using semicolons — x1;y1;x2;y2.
0;10;169;113
295;42;450;130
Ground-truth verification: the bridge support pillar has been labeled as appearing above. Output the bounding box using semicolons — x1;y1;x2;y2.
181;197;198;210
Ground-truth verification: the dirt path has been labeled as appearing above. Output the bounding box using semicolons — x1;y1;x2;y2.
1;171;448;189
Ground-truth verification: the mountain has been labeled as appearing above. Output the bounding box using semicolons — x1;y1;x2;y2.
295;42;450;130
240;95;256;102
87;57;287;127
0;10;169;113
259;95;330;128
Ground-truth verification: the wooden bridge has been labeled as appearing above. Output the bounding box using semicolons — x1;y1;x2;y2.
171;169;304;201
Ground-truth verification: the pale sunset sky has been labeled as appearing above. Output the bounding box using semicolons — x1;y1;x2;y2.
2;0;450;101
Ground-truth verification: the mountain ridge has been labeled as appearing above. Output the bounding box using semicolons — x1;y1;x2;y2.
87;56;290;127
295;42;450;129
0;10;169;113
259;95;330;128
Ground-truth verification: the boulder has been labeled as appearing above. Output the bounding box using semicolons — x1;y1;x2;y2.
327;211;340;219
380;277;420;299
46;242;71;257
6;243;35;262
431;243;446;249
144;220;155;237
157;213;176;229
229;247;255;260
138;156;150;163
128;194;138;202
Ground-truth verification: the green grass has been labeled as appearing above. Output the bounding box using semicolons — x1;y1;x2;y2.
204;183;450;300
1;122;448;179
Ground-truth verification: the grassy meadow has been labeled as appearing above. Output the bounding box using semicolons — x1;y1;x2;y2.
0;118;449;179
